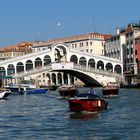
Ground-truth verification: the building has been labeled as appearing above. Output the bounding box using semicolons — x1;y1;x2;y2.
135;36;140;73
105;22;140;84
32;32;112;56
0;42;33;61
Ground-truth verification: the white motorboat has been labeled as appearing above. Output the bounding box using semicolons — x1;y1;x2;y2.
0;88;11;99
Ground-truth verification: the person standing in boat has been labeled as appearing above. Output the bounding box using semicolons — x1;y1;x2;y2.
89;87;95;95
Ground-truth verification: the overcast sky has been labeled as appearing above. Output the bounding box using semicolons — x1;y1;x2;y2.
0;0;140;47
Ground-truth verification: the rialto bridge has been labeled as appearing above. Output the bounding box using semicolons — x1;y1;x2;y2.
0;43;124;86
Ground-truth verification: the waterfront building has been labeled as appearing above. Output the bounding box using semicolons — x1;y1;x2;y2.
105;22;140;84
32;32;112;56
0;42;33;61
135;36;140;74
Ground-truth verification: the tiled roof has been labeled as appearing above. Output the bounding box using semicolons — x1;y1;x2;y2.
0;42;33;52
33;32;112;47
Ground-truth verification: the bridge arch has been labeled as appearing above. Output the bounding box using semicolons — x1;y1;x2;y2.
106;62;113;72
88;58;95;68
35;57;42;67
53;44;68;62
114;64;122;74
26;60;33;70
52;73;56;85
0;67;6;76
97;60;104;70
57;72;62;85
70;55;78;64
17;62;24;72
44;55;51;65
79;57;86;66
7;64;15;75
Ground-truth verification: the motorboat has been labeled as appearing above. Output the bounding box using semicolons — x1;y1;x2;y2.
7;83;47;95
20;88;48;95
0;88;11;99
102;82;119;97
49;85;57;91
68;93;108;112
58;84;78;98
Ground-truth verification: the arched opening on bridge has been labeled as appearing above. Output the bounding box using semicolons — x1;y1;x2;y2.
54;46;67;62
70;55;78;64
0;67;6;87
88;59;95;68
16;62;24;72
26;60;33;70
63;72;68;84
106;62;113;72
52;73;56;85
70;75;74;84
114;64;122;74
7;64;15;75
79;57;86;66
0;67;6;76
97;60;104;70
35;57;42;67
44;55;51;65
57;73;62;85
46;74;51;85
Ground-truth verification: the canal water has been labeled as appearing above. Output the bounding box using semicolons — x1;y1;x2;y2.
0;88;140;140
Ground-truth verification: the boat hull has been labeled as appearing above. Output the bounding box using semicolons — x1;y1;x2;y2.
58;85;78;98
59;89;77;98
0;91;11;99
21;88;48;95
102;88;119;96
68;99;108;112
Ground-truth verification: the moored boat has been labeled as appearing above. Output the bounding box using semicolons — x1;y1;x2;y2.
0;88;11;99
102;82;119;97
58;84;78;98
68;93;108;112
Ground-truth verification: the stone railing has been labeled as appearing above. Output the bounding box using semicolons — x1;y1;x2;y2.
11;64;52;78
73;64;123;78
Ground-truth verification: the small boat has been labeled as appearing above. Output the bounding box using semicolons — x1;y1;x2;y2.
68;93;108;112
0;88;11;99
7;83;47;95
49;85;57;91
102;82;119;97
58;84;78;98
7;83;36;94
20;88;48;95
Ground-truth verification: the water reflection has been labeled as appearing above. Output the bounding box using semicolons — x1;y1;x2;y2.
69;112;99;120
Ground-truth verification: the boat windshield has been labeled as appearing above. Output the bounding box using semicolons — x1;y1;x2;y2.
76;93;101;99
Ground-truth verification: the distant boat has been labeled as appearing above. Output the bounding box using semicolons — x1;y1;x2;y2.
68;93;108;112
102;82;119;97
0;88;11;99
49;85;57;91
7;83;47;95
58;84;78;98
20;88;48;95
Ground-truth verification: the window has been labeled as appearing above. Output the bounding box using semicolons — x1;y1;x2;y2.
90;42;92;45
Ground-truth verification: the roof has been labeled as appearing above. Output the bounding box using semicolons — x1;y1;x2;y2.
33;32;112;47
0;42;33;52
